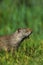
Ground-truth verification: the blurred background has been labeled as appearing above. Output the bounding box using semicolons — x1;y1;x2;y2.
0;0;43;65
0;0;43;38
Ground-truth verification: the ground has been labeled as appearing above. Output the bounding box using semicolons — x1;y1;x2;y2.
0;36;43;65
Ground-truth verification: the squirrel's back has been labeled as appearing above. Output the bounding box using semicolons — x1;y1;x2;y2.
0;28;32;51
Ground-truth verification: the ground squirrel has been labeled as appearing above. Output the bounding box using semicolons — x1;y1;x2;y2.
0;28;32;52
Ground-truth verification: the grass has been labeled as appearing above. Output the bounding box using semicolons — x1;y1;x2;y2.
0;35;43;65
0;1;43;65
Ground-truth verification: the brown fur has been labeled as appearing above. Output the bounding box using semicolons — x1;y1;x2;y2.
0;28;32;52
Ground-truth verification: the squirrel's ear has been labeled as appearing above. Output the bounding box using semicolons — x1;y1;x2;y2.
18;28;21;32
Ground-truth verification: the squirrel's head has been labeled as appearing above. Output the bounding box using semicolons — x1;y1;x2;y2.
17;28;32;38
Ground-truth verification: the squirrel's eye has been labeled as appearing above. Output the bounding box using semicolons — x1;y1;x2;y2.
25;30;29;33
